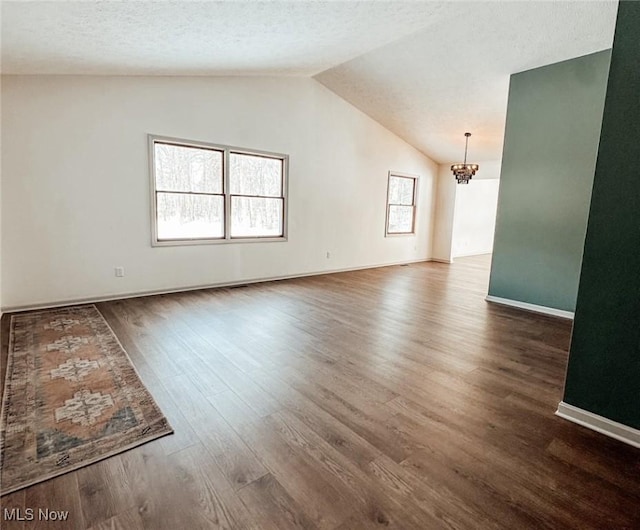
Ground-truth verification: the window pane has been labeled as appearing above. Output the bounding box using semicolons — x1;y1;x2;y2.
157;192;224;239
229;153;283;197
155;143;223;193
388;176;415;205
231;197;283;237
388;205;415;233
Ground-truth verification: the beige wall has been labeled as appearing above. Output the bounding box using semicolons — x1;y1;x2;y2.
1;75;438;309
431;165;457;262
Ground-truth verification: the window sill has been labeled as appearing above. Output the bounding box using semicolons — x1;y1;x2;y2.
385;232;416;238
152;236;288;247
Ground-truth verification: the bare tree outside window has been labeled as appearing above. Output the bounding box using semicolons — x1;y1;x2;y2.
150;136;287;245
154;142;224;240
229;153;284;238
386;174;417;235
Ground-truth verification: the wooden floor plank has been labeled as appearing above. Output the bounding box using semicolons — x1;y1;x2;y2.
76;455;136;527
0;489;26;530
237;473;319;530
86;507;145;530
229;415;356;529
23;473;84;530
2;255;639;529
161;375;268;491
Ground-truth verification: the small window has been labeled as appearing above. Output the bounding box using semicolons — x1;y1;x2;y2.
386;173;417;235
150;135;288;245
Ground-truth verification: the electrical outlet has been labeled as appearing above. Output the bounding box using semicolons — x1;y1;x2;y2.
114;267;125;278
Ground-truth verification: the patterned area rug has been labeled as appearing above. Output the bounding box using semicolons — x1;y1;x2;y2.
1;305;172;496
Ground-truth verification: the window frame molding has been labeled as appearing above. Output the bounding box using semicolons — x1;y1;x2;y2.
148;134;289;247
385;171;419;237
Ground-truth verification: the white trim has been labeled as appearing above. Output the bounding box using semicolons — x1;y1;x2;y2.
1;258;431;314
485;295;574;319
556;401;640;449
430;258;453;264
385;172;418;237
452;251;492;258
148;134;289;246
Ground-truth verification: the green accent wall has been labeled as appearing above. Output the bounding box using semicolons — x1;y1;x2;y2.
488;50;611;312
563;1;640;429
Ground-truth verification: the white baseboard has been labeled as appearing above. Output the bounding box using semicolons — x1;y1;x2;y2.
485;295;574;320
2;257;432;313
430;258;453;264
556;401;640;449
452;251;492;258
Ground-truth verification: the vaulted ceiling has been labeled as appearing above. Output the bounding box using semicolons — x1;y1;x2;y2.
1;0;618;163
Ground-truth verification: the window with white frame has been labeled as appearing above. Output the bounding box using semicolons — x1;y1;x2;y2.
386;173;417;235
150;136;287;245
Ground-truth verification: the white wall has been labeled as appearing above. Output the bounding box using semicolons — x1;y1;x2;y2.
432;160;500;261
451;160;500;258
0;74;3;317
431;164;457;262
451;179;500;258
1;75;437;310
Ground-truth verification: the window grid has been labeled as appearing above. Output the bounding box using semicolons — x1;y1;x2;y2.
149;135;288;246
385;173;418;236
228;150;285;240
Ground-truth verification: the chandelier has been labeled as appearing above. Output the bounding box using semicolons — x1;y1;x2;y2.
451;132;479;184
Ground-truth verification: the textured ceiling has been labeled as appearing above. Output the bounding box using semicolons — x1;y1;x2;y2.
315;1;618;162
1;1;447;76
1;1;618;163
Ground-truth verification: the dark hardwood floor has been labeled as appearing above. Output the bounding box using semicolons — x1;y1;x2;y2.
1;255;639;529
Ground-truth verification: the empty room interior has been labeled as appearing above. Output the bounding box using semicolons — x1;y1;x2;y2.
1;0;639;528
